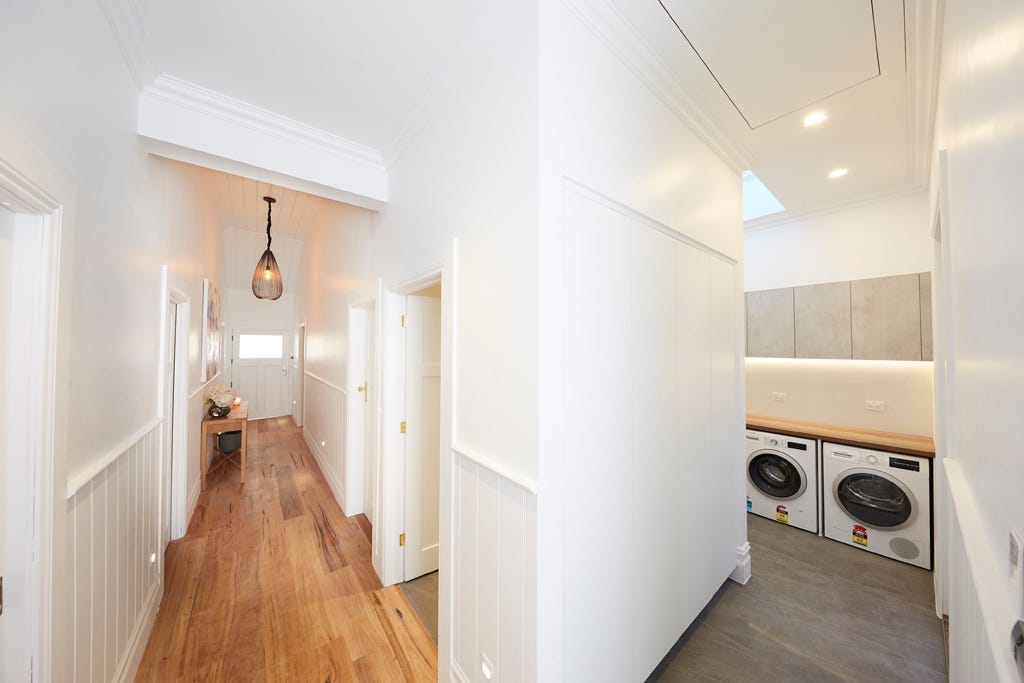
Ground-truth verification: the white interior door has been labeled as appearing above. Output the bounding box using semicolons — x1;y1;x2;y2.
233;329;289;420
163;303;176;554
363;308;377;524
403;294;442;579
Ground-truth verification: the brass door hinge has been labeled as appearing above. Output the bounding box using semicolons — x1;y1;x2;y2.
400;421;407;434
401;314;407;328
399;533;406;547
358;381;368;403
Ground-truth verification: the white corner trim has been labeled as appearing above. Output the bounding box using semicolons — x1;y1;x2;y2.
905;0;944;187
451;442;539;495
560;0;751;174
743;183;926;232
111;581;162;683
304;370;348;395
138;75;388;207
729;541;752;585
97;0;157;90
66;416;164;499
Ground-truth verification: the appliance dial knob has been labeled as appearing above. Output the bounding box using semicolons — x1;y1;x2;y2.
769;439;778;446
867;454;878;464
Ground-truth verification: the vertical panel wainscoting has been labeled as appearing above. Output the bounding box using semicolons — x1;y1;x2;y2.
303;371;348;510
70;421;164;683
451;447;537;683
945;459;1017;681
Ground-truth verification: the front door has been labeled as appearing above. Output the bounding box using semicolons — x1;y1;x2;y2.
402;295;441;580
232;329;289;420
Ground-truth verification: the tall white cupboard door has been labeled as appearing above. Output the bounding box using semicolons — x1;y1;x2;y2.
631;222;683;677
563;193;633;683
403;295;442;580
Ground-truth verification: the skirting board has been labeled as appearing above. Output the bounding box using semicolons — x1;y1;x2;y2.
186;477;201;534
112;580;162;682
302;427;347;513
729;542;752;585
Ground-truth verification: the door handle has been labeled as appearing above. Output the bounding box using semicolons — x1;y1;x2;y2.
282;365;288;376
358;381;368;403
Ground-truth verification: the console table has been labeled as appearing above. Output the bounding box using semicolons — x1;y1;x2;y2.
200;400;248;490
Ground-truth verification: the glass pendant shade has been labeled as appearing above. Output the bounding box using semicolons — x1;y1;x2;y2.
252;248;283;300
252;195;284;300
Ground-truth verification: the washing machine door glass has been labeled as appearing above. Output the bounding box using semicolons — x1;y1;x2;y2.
836;473;912;528
748;451;805;500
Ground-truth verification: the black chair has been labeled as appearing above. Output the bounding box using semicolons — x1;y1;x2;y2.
208;430;243;478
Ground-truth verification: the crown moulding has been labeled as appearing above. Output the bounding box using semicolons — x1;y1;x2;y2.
138;75;389;210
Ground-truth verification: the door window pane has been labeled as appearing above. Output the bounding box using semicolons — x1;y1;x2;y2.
238;334;283;359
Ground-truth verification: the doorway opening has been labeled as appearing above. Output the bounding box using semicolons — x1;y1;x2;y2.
0;159;63;683
293;323;306;427
162;277;189;541
346;298;378;529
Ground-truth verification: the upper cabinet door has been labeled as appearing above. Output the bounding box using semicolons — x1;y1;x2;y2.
794;281;852;359
745;287;795;358
851;274;923;361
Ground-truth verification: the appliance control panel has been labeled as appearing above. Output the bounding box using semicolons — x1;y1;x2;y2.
888;456;921;472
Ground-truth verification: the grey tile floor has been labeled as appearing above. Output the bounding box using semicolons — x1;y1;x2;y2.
400;570;439;645
650;514;947;682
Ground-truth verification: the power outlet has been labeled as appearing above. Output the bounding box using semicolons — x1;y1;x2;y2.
772;392;787;402
864;400;886;412
1011;531;1023;615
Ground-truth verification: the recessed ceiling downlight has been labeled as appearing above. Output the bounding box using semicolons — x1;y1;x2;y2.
803;111;828;127
828;168;849;179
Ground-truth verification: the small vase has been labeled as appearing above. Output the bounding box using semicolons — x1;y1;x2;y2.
208;403;231;418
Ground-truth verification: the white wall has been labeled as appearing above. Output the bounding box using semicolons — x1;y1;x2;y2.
365;4;541;682
744;191;932;291
747;359;934;435
0;2;226;678
929;0;1024;677
743;191;935;436
293;198;375;513
537;2;745;680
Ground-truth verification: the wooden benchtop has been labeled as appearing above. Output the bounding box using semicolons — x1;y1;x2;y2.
746;414;936;458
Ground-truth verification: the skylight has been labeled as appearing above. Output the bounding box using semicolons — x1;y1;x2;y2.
742;170;785;221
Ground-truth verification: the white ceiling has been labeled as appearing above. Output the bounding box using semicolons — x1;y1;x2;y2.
135;1;482;152
612;0;919;222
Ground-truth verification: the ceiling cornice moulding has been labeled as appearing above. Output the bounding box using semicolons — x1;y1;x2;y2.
905;0;945;188
561;0;752;174
144;76;386;170
743;183;926;232
98;0;157;89
138;75;388;209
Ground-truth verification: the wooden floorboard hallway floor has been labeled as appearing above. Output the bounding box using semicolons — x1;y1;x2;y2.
136;417;437;682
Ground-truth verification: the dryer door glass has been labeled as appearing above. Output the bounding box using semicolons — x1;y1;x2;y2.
837;473;912;528
748;452;804;499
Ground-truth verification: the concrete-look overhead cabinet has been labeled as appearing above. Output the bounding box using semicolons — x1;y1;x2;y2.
746;273;933;361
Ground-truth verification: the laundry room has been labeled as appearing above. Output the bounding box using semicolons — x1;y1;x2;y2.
736;183;948;674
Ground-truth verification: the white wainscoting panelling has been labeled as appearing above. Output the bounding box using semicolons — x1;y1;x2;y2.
451;448;537;683
303;371;348;510
945;459;1017;682
70;421;163;683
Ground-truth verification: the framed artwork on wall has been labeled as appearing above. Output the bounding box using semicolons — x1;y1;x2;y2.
201;278;221;382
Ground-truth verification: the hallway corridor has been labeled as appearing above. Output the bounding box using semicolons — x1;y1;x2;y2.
136;417;437;681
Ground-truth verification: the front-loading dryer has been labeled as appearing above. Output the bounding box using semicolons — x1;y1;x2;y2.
822;442;932;569
745;430;818;533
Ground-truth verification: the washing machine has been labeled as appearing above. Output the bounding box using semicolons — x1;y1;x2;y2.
745;430;818;533
822;442;932;569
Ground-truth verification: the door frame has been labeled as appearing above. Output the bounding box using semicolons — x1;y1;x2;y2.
159;270;190;541
0;156;65;683
377;262;450;584
293;322;306;427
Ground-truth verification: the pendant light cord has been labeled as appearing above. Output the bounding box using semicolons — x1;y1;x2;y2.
265;198;274;250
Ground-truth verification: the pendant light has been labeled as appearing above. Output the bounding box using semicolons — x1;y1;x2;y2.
252;196;283;300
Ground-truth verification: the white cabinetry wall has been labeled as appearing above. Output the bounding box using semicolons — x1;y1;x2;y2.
562;189;742;681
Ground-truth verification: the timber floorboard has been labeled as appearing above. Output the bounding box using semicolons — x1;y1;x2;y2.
136;417;437;682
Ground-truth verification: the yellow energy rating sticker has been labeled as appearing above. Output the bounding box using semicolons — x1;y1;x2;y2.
775;505;789;523
852;525;868;546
